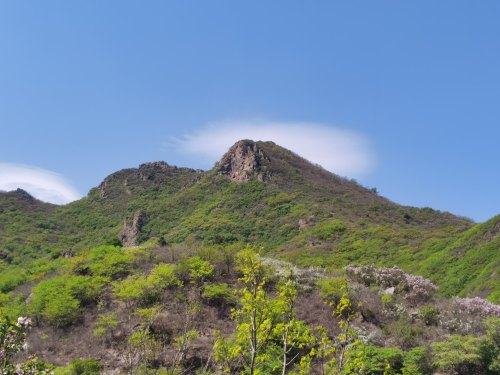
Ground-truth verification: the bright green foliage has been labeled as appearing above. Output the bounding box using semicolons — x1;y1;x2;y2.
232;249;274;375
1;141;498;302
401;346;430;375
65;275;109;305
202;283;236;305
148;263;182;289
93;312;119;338
113;275;151;307
172;329;199;366
186;256;214;285
0;292;27;321
483;317;500;372
213;331;242;373
113;264;181;308
386;316;422;350
0;267;27;293
381;294;394;306
30;275;106;327
431;335;486;374
309;220;346;241
311;325;337;375
214;248;276;375
87;245;133;278
127;329;163;372
314;278;366;375
40;293;80;328
273;274;315;375
69;358;100;375
316;277;348;305
364;346;404;375
333;292;366;374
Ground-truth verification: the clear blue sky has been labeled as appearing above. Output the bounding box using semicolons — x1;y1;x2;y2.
0;1;499;222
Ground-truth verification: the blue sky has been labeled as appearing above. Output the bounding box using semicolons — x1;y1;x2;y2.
0;1;499;222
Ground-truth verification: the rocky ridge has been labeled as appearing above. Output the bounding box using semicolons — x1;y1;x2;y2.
216;140;272;182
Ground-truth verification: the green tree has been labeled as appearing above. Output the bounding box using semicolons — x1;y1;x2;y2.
233;249;272;375
186;256;214;293
273;273;315;375
312;278;365;375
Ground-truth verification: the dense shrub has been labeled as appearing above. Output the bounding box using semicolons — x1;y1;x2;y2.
345;265;437;304
70;358;100;375
364;345;404;374
431;335;487;374
0;267;27;293
453;297;500;318
202;283;236;305
147;263;182;289
30;275;107;327
402;346;431;375
87;245;133;278
113;264;182;307
309;220;346;241
113;275;151;307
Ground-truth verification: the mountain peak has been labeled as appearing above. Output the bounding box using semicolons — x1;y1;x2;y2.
216;140;272;182
1;188;37;203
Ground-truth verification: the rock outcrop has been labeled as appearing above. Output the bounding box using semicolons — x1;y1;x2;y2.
216;140;271;182
119;211;146;247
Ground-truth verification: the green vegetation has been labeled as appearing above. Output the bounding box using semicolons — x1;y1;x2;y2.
0;141;499;372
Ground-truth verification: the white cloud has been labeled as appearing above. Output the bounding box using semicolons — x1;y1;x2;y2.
170;120;376;178
0;163;81;205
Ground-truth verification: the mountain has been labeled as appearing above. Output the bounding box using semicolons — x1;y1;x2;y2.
0;140;497;301
1;140;499;374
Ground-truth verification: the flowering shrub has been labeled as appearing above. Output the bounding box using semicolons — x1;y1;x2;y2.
0;317;53;374
345;265;437;304
438;297;500;334
453;297;500;318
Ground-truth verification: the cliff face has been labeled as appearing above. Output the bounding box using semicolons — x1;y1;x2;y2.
119;211;146;247
216;140;272;182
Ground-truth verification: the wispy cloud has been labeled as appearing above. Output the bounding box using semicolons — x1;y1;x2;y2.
170;120;376;178
0;163;81;205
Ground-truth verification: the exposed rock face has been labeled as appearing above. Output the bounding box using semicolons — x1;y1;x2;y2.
216;140;271;182
119;211;146;247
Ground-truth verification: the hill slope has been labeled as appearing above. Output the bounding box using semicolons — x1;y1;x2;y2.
0;140;497;301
